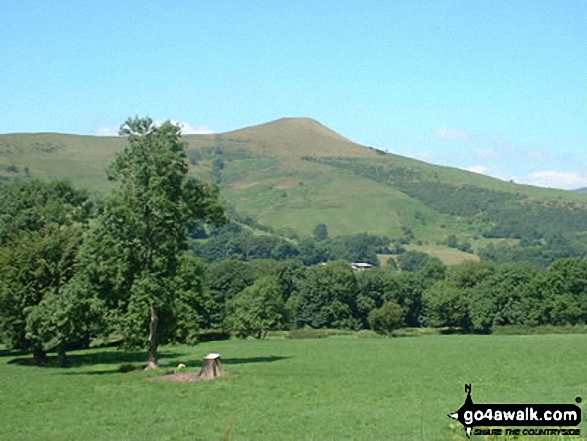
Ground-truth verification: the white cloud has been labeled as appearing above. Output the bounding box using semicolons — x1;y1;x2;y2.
414;151;435;162
434;128;471;140
176;122;213;135
94;126;119;136
514;171;587;190
466;165;491;175
155;120;214;135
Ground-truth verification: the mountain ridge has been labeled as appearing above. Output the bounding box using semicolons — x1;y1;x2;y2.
0;117;585;267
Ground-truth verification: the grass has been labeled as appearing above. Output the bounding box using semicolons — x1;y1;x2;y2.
1;334;586;441
405;245;480;266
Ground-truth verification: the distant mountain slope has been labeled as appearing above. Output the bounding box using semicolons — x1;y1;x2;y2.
1;118;586;266
574;187;587;194
184;117;378;158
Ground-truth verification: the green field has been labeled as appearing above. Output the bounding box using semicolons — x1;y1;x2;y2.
2;334;585;441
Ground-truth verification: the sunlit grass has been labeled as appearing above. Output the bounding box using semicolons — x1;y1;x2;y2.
1;334;585;440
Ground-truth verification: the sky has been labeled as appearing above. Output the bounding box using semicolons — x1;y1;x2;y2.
0;1;585;189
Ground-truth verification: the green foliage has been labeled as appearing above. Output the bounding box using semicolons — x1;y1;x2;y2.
296;261;360;329
25;279;106;365
523;258;587;326
355;270;388;326
478;233;584;268
469;264;538;332
446;261;496;288
386;272;426;327
303;156;523;217
312;223;329;241
224;276;289;338
422;280;472;329
170;253;207;344
446;234;458;248
446;234;472;253
84;117;225;364
326;233;388;265
368;301;405;335
0;178;91;245
0;224;86;354
418;259;447;285
397;250;433;272
297;237;329;265
202;259;256;330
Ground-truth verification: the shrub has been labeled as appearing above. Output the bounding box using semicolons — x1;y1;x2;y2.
368;301;405;335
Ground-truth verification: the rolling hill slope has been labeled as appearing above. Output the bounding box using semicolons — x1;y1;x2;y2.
1;118;585;264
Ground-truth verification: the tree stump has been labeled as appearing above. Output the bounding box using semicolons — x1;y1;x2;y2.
198;353;225;380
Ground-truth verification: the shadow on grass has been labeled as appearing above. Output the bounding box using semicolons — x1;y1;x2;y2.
222;356;290;365
0;348;26;358
8;350;164;369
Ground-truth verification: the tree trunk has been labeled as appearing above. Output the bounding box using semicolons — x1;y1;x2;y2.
33;346;47;365
57;346;68;367
198;353;225;380
145;304;159;370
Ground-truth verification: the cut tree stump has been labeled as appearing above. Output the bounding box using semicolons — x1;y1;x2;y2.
198;353;225;381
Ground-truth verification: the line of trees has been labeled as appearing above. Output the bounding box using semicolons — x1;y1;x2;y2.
198;257;587;337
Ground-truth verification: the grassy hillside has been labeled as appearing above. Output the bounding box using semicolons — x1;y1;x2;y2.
1;118;585;265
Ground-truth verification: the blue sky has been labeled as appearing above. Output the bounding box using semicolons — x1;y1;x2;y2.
1;1;585;189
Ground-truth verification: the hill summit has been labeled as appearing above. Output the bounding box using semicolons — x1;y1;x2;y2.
192;117;376;158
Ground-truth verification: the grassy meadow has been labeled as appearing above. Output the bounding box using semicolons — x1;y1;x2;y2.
1;334;585;441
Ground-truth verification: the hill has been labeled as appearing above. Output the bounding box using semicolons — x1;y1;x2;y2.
1;118;585;265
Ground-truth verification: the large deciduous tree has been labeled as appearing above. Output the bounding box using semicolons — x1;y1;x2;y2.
295;261;360;329
224;276;288;339
85;117;224;368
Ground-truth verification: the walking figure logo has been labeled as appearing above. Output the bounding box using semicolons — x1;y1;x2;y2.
448;384;475;437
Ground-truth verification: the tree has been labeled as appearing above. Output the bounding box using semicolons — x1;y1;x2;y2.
469;264;537;332
170;253;208;344
523;258;587;326
25;279;105;366
0;180;91;363
0;178;91;245
0;226;84;362
422;280;471;329
355;270;388;326
84;117;225;368
446;261;496;288
397;251;432;272
313;223;329;242
419;259;446;286
446;234;458;248
224;276;288;338
295;261;359;329
368;301;405;335
202;260;256;330
385;272;426;327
